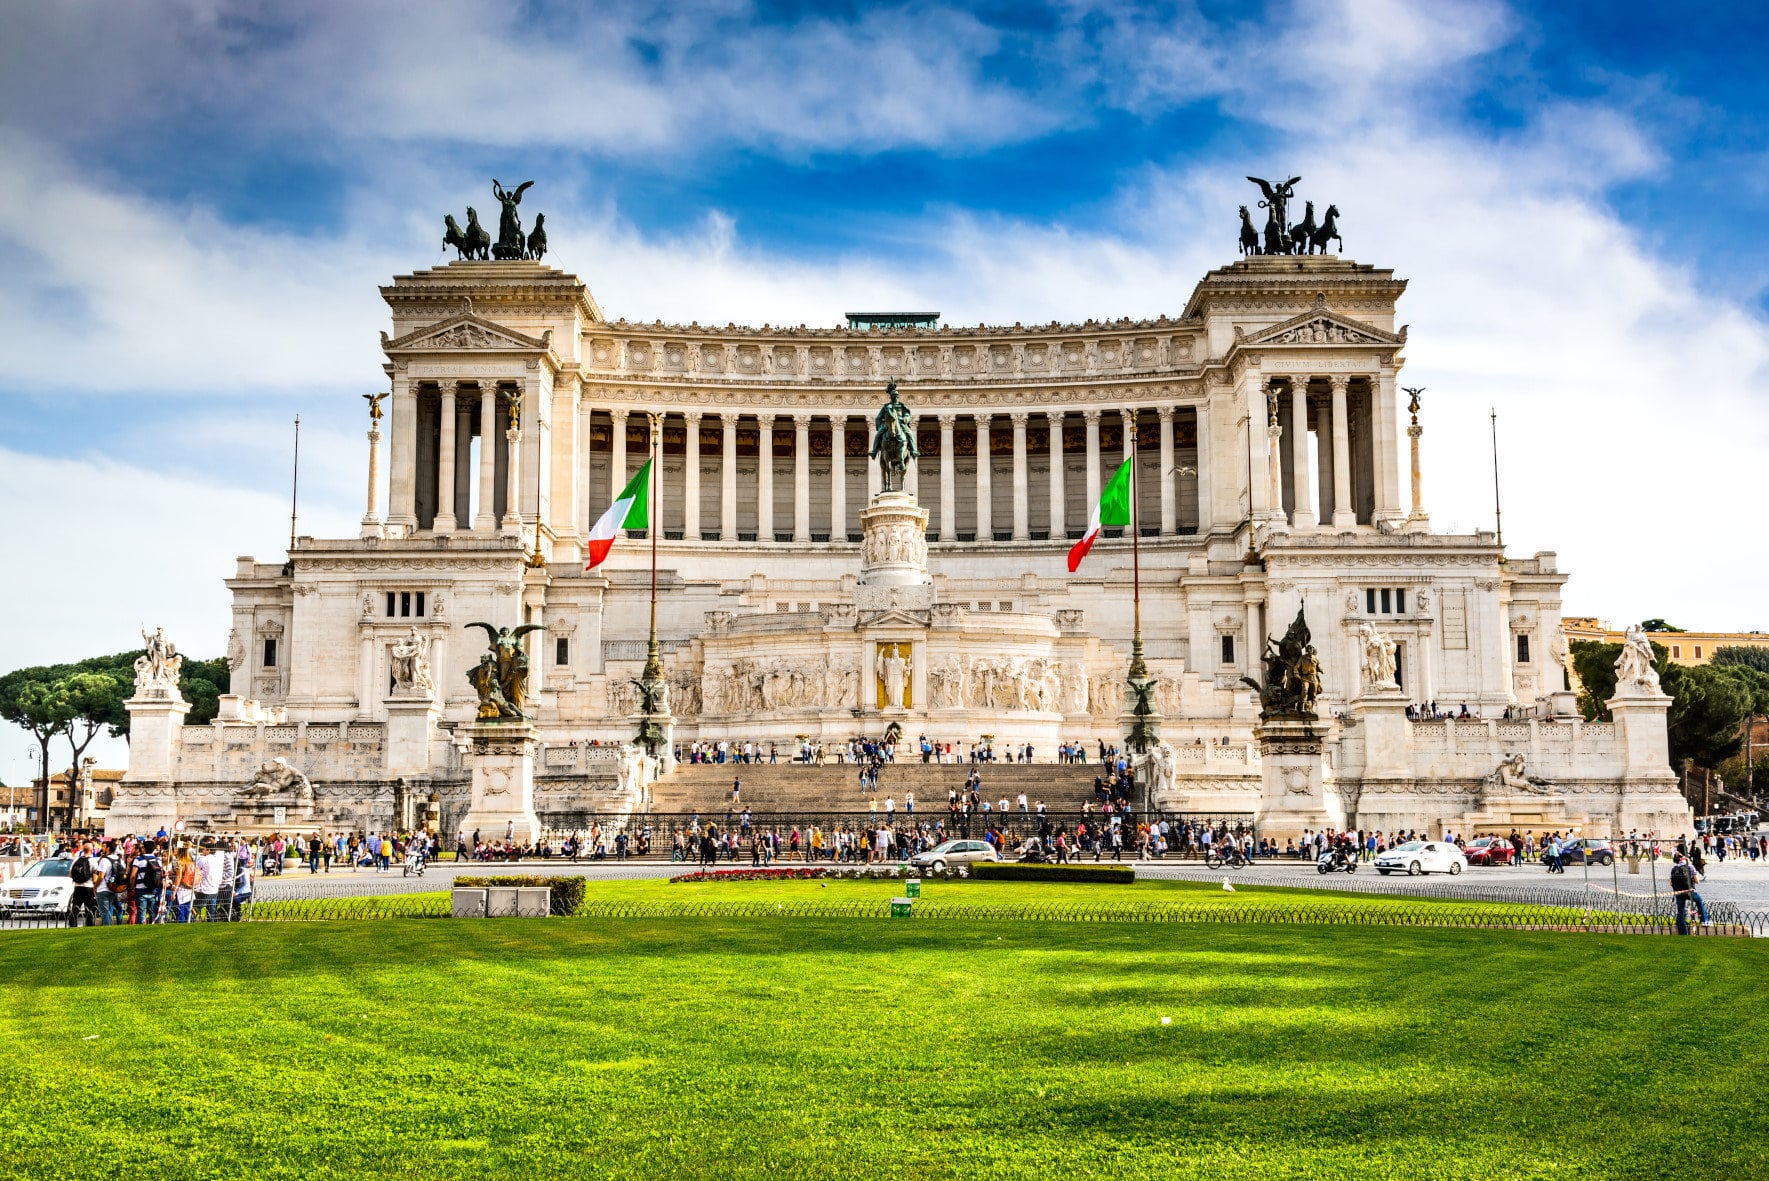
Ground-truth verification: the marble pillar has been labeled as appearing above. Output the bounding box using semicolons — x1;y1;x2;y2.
975;414;993;540
758;415;775;540
938;414;957;541
830;417;848;541
1157;405;1176;536
475;386;499;531
721;413;737;541
433;384;458;533
361;418;384;540
1010;411;1029;541
793;413;811;542
1047;411;1066;539
1330;376;1355;529
1084;409;1102;509
389;376;417;533
1290;378;1312;530
684;411;702;540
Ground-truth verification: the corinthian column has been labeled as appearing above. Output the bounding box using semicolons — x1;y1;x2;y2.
1010;411;1029;541
1047;411;1066;539
758;414;775;541
793;413;811;542
608;408;629;521
432;383;458;533
975;414;993;540
501;401;522;534
721;413;737;541
684;411;702;540
1083;408;1102;508
389;376;417;534
1407;389;1429;531
830;416;848;541
475;385;499;531
938;414;956;541
361;408;384;540
1330;377;1355;529
1290;378;1312;530
1157;405;1176;536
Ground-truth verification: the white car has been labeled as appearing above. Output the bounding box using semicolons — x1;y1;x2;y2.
1;857;76;918
910;839;1001;872
1375;840;1466;877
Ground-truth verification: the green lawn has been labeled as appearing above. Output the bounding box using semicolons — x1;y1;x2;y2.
2;919;1763;1180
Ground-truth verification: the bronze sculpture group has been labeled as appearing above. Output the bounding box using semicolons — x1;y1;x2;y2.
465;622;544;720
444;180;548;262
1239;176;1343;256
1243;608;1325;719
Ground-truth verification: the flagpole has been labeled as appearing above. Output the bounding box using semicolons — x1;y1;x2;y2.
643;412;663;708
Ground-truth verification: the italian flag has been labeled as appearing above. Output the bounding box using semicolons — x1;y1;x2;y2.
1067;457;1133;572
585;459;652;569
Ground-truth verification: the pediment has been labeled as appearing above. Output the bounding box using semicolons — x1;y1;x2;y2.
382;313;551;353
1240;308;1402;349
860;607;932;628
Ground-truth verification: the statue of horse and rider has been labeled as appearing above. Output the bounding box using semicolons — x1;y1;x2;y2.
869;380;918;493
1239;176;1343;257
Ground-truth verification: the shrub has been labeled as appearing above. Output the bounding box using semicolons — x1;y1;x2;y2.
454;875;587;915
969;863;1135;884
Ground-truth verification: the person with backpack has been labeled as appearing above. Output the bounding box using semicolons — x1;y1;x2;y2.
65;840;99;927
1670;854;1709;935
130;841;163;924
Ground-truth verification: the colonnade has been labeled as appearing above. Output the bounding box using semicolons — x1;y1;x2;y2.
585;406;1209;544
1255;373;1386;530
387;380;521;535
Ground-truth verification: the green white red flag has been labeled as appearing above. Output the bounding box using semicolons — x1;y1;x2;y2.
585;459;652;569
1067;457;1133;572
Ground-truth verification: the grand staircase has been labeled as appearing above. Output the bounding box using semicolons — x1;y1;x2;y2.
649;760;1106;814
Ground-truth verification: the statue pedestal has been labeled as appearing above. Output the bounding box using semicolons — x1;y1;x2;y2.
384;693;441;779
627;710;676;776
1350;686;1410;781
856;491;932;612
1606;688;1693;834
1254;717;1345;842
459;722;540;844
108;692;191;836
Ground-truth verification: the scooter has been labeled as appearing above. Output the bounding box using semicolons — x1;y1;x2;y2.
401;847;427;878
1316;848;1357;874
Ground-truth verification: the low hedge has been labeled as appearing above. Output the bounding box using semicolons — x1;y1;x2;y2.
969;863;1135;884
454;875;587;915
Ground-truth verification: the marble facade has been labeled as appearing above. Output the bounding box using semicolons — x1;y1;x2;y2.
106;251;1692;839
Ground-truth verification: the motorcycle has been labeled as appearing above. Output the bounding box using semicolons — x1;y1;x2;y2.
1316;848;1357;874
401;847;427;878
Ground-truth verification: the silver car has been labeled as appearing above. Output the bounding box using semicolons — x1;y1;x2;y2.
910;839;1001;872
1;858;75;918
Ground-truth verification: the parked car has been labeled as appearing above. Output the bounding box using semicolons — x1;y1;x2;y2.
1375;840;1467;876
0;857;75;919
1463;837;1515;866
910;839;1001;872
1556;838;1615;867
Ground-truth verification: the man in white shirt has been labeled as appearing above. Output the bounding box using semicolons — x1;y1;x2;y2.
92;845;117;926
1017;792;1029;813
193;838;224;920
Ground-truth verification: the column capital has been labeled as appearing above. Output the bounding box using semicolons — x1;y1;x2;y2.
1287;374;1311;390
1328;374;1350;393
683;409;703;426
1082;408;1102;424
937;412;957;428
1009;411;1030;428
1118;407;1135;423
792;412;814;427
1156;405;1176;422
611;407;630;423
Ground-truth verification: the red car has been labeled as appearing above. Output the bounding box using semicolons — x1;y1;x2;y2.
1464;837;1515;866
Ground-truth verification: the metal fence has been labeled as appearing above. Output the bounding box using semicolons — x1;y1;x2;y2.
7;890;1761;935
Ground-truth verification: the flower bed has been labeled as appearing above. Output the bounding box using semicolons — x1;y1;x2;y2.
670;865;971;884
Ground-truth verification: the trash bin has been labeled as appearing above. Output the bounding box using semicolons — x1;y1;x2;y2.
904;879;921;899
1626;853;1641;875
890;897;913;918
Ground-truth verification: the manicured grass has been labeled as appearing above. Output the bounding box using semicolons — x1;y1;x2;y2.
2;919;1763;1180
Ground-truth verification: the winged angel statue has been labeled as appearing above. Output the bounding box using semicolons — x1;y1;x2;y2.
465;621;546;720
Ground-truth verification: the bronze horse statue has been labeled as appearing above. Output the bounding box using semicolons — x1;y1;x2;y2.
1238;206;1259;256
1306;204;1343;255
1288;201;1318;255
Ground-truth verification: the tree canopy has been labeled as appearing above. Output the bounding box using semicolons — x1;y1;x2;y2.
1640;619;1685;633
1566;638;1769;771
1711;646;1769;675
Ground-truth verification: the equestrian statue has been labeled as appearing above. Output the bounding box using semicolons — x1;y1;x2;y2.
869;380;918;494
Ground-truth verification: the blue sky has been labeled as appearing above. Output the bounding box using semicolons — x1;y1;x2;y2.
2;0;1768;779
